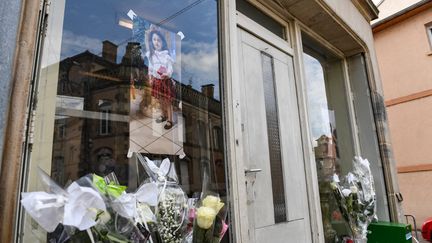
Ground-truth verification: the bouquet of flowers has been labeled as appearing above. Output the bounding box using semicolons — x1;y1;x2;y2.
21;169;148;243
330;156;377;242
89;173;150;243
136;154;188;243
191;195;228;243
183;157;228;243
21;153;229;243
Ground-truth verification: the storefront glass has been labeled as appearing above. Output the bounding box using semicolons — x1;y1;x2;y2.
302;34;356;242
21;0;228;242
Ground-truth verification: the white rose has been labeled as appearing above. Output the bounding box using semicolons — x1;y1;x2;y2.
196;206;217;229
342;189;352;197
202;195;224;214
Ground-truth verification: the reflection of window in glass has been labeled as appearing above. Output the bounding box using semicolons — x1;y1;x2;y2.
56;119;67;139
184;115;194;144
99;100;112;135
52;156;64;184
198;121;208;148
302;32;355;242
212;126;222;150
182;115;188;143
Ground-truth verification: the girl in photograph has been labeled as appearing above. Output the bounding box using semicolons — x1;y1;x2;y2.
146;28;176;129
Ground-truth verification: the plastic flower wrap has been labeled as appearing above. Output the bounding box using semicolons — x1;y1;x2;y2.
21;169;107;242
330;156;377;242
87;173;150;243
111;181;158;222
188;159;228;243
21;169;148;243
136;153;188;243
21;170;106;233
21;154;228;243
190;194;228;243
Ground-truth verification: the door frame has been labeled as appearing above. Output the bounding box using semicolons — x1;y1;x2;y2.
221;1;325;242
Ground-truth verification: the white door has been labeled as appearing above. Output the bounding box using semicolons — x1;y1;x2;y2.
237;27;312;243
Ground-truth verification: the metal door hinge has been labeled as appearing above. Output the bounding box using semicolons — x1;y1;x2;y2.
24;109;37;146
39;0;51;37
40;0;51;14
45;1;51;15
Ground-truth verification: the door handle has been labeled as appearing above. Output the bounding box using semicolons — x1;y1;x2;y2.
244;168;262;174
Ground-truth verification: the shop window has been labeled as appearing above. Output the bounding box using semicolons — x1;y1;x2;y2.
426;22;432;50
302;32;356;242
23;0;228;242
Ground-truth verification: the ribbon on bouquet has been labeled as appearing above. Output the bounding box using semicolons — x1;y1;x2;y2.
112;154;170;222
135;154;172;197
21;182;106;232
142;156;173;193
112;182;158;220
144;156;171;181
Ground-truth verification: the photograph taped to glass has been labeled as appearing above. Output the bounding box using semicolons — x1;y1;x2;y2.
128;14;185;156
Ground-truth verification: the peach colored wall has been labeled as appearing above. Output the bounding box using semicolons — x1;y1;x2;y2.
374;7;432;227
386;97;432;227
386;96;432;166
397;171;432;229
374;8;432;100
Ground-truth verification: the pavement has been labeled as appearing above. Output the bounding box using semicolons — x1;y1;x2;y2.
413;230;428;243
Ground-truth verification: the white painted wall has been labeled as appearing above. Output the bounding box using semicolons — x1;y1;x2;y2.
323;0;384;94
372;0;424;23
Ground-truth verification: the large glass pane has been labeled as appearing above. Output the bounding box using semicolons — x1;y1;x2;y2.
22;0;228;242
302;33;355;242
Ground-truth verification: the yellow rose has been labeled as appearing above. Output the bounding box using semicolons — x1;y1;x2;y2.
202;195;224;214
196;206;217;229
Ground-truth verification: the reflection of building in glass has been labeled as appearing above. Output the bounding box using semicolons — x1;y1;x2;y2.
52;42;131;185
314;134;339;178
315;135;337;159
174;81;225;196
314;134;342;242
51;40;225;197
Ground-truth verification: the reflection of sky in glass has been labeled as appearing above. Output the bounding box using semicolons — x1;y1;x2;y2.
60;0;220;99
303;53;331;144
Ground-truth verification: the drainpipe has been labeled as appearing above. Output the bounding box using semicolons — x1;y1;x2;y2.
363;50;404;222
370;90;404;222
